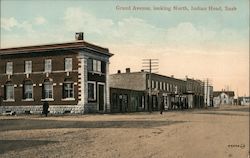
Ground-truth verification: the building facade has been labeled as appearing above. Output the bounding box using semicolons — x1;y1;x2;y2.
185;78;204;108
109;69;204;112
0;40;113;114
213;91;235;107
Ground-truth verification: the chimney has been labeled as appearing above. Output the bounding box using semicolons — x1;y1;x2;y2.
141;69;144;72
126;68;130;73
171;75;174;78
75;32;84;40
117;70;121;74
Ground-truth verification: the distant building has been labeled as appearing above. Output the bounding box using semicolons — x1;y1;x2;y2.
109;69;204;112
204;85;213;107
238;96;250;106
185;78;205;108
0;35;113;114
213;91;235;107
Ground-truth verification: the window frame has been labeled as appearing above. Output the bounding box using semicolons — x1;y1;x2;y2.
25;61;32;74
62;81;74;100
42;79;54;101
65;58;73;72
23;80;33;100
87;81;96;101
4;81;14;101
45;59;52;73
6;62;13;75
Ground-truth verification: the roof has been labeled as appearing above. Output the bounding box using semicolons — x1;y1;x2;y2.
110;71;185;82
213;91;235;97
0;40;113;57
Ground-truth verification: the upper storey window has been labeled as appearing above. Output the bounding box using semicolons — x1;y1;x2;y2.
45;59;52;73
88;58;105;73
6;62;13;75
65;58;72;72
25;61;32;74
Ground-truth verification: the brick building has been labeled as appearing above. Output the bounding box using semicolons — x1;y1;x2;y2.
109;69;190;112
0;38;113;114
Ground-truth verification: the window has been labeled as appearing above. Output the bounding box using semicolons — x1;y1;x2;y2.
63;82;74;99
88;58;104;73
5;81;14;101
88;82;96;100
25;61;32;74
94;60;101;72
65;58;72;71
163;82;166;91
45;59;52;72
23;80;33;99
152;80;155;89
160;82;162;90
87;58;93;71
156;81;158;89
43;79;53;100
6;62;13;75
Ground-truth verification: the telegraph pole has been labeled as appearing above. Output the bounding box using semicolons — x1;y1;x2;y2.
142;59;159;113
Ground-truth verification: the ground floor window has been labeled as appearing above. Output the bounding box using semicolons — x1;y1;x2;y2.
23;80;33;100
88;81;96;101
63;82;74;99
43;79;53;100
5;81;14;101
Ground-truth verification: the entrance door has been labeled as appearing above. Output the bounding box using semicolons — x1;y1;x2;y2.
98;84;105;111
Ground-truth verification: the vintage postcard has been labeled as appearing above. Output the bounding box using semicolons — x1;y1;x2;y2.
0;0;249;158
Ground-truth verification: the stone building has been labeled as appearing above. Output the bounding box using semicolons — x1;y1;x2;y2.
0;37;113;114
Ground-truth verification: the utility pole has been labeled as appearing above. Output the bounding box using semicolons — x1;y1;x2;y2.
142;59;159;113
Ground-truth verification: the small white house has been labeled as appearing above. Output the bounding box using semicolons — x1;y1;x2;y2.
213;91;234;107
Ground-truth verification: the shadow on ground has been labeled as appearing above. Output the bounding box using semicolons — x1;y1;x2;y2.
193;112;248;116
0;120;186;132
0;139;58;154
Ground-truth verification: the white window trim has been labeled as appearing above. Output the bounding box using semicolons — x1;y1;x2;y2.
3;99;15;102
87;81;96;101
41;98;54;102
22;98;34;102
62;98;75;101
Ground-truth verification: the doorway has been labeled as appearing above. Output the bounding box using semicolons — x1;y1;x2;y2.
97;83;105;112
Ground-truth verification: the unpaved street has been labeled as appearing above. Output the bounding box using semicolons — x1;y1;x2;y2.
0;105;249;158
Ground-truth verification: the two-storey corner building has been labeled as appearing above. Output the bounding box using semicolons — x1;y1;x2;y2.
0;40;113;114
109;69;187;113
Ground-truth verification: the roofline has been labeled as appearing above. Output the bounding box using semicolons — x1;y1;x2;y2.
0;40;113;56
110;71;186;82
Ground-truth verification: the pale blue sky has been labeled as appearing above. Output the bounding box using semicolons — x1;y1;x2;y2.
1;0;249;96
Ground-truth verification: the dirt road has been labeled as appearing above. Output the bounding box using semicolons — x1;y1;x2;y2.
0;105;249;158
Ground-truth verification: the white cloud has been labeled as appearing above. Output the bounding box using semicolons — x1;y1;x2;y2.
1;17;34;32
1;17;18;31
34;16;46;25
63;7;114;34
